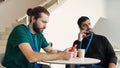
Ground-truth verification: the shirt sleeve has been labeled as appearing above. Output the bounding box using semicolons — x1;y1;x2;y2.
41;35;49;48
72;40;80;49
104;37;118;65
10;26;29;48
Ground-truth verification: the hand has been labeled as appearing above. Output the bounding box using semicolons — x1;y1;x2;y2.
78;30;87;41
108;63;116;68
64;47;72;52
61;51;74;60
73;51;77;58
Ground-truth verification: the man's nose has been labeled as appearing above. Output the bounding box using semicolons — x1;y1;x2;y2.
86;25;91;30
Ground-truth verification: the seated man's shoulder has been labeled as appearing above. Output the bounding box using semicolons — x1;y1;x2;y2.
94;34;107;40
15;24;27;29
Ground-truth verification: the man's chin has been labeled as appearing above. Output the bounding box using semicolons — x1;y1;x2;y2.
40;30;44;33
86;32;93;37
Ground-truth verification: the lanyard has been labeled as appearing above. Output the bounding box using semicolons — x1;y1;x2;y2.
28;25;39;52
79;32;93;54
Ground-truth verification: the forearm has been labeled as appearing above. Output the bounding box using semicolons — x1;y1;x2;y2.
29;52;63;62
47;49;63;54
44;45;64;54
108;63;116;68
19;43;70;63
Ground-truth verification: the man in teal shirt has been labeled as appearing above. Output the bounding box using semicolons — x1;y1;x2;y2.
2;6;74;68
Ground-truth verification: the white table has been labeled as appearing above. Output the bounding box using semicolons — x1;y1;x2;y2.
38;57;101;68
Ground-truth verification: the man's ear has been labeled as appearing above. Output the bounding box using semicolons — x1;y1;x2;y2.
79;26;83;30
31;16;35;23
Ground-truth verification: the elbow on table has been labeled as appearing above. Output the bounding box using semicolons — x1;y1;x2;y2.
26;52;41;63
27;57;37;63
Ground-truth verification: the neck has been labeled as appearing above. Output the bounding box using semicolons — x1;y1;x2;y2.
86;32;93;39
29;24;36;34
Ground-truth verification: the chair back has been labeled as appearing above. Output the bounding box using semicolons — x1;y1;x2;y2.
0;53;5;68
0;53;4;63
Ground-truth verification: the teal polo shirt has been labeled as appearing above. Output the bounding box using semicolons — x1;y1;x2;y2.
2;24;49;68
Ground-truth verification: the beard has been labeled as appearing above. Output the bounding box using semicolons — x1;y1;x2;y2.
33;22;45;33
85;28;93;37
33;22;40;33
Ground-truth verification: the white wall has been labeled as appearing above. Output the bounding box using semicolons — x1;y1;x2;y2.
43;0;106;67
0;0;44;32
